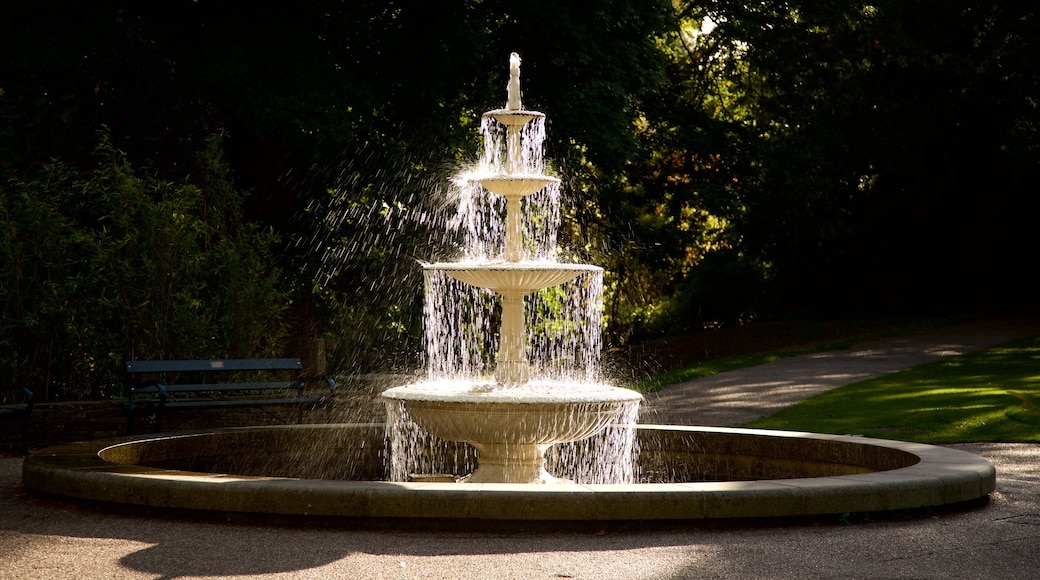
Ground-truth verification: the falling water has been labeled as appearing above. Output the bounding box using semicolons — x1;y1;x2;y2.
525;268;604;381
479;114;547;175
421;269;499;380
451;164;561;261
546;399;641;484
448;178;504;261
385;398;478;482
421;267;603;383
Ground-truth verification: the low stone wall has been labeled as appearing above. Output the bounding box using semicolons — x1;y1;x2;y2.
0;390;387;454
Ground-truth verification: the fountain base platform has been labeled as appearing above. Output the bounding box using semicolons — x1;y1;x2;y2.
22;424;995;527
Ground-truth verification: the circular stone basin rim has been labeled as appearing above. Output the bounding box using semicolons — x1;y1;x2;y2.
22;424;996;523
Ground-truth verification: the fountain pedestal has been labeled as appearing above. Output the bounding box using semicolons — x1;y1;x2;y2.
466;443;557;484
496;291;530;386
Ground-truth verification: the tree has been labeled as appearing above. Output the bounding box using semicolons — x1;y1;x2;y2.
0;134;289;401
1;1;677;375
637;1;1040;326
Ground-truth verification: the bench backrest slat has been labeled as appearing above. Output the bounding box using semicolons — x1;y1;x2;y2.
126;358;302;374
1;385;33;406
129;381;299;394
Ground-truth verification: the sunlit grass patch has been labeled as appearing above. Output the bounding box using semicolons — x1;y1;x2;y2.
746;336;1040;443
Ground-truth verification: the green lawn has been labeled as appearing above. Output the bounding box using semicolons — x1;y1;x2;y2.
745;335;1040;443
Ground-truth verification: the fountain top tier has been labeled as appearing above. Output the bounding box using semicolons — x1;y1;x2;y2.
474;52;554;197
439;52;568;269
426;53;604;387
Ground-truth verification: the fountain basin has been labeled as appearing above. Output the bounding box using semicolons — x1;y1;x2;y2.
22;424;995;526
383;382;642;483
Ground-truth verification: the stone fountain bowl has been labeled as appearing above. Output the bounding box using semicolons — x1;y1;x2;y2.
382;382;642;483
477;174;560;198
482;108;545;126
426;262;602;295
382;382;641;446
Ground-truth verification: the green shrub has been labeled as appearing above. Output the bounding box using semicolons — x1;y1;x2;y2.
0;133;290;401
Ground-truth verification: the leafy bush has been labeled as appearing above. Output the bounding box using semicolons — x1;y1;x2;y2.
0;133;290;401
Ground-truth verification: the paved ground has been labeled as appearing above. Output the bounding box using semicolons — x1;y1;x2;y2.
2;316;1039;579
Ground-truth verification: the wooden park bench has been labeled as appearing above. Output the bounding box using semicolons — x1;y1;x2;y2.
0;384;34;455
125;358;335;433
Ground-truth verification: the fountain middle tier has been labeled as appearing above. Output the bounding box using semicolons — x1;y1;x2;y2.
425;262;602;386
467;175;562;261
482;108;544;126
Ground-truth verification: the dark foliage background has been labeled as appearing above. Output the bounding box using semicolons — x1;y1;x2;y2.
2;1;1037;399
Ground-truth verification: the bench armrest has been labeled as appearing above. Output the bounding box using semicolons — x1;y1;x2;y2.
128;381;167;411
1;385;33;410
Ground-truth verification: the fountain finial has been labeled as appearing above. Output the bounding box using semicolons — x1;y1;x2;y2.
507;52;522;110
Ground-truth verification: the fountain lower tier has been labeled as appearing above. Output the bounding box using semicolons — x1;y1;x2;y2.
382;382;642;484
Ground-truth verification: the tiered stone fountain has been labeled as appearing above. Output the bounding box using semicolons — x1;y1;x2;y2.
22;54;996;527
381;54;642;484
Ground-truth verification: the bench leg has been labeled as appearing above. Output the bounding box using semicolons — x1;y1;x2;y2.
126;408;135;435
21;415;31;455
126;408;163;435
